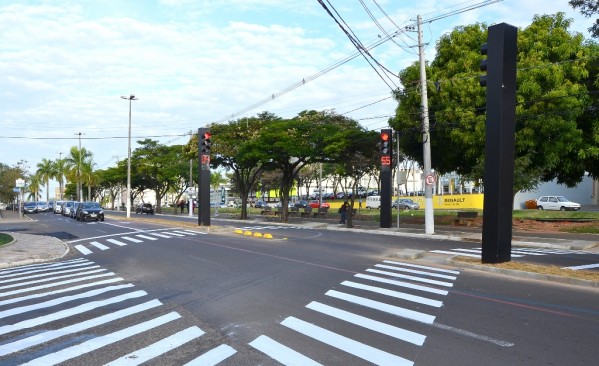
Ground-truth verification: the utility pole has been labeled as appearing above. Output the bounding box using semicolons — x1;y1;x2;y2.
189;159;193;217
75;132;84;202
417;14;434;235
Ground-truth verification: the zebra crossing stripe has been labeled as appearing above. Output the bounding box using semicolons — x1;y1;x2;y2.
0;259;92;279
0;290;147;336
562;263;599;270
510;250;545;256
90;241;110;250
20;311;181;366
0;258;88;276
326;290;436;324
366;268;454;287
0;283;134;319
184;344;237;366
75;245;93;255
0;277;124;307
121;236;143;243
172;230;196;235
450;248;524;258
430;250;479;258
163;231;185;237
249;335;323;366
135;234;158;241
383;260;460;274
181;230;206;235
107;238;127;246
341;281;443;308
306;301;426;346
0;299;162;357
151;233;171;238
355;273;449;295
281;316;413;366
0;268;106;291
0;272;117;298
105;326;205;366
0;264;100;284
374;264;457;280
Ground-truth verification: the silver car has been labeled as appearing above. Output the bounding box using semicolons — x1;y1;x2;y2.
392;198;420;210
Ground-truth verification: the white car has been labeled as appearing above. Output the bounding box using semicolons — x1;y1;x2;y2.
536;196;581;211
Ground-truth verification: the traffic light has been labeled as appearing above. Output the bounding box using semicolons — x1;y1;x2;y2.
479;42;488;87
200;131;212;154
380;130;391;155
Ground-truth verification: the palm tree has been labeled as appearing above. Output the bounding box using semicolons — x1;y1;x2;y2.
36;158;54;203
65;146;92;201
81;159;97;200
53;158;68;200
26;175;42;201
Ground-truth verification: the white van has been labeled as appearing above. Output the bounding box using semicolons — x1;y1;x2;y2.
365;195;381;209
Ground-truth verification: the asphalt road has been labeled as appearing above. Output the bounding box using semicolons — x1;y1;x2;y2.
0;212;597;365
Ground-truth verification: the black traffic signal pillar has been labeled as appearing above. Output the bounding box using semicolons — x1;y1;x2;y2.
197;128;212;226
480;23;518;264
380;129;392;228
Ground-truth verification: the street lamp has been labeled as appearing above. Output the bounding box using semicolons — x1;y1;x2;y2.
121;94;138;218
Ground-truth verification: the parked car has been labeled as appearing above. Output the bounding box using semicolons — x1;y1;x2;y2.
70;202;80;218
535;196;580;211
54;201;65;214
293;200;310;208
253;200;268;208
135;203;154;215
309;200;330;209
36;202;48;212
76;201;105;222
392;198;420;210
23;202;38;214
62;201;74;216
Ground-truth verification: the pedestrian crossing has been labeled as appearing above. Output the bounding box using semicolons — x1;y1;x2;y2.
0;258;236;365
249;259;460;365
71;229;205;256
235;225;313;231
430;246;586;258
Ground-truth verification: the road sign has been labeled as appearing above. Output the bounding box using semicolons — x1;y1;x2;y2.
15;178;24;188
13;187;20;193
425;174;436;186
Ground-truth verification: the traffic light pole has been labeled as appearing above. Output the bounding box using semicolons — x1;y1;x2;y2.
380;129;392;228
197;128;211;226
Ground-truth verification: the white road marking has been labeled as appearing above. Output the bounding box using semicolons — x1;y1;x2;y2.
172;230;196;235
281;316;413;366
106;238;127;246
341;280;443;307
0;258;88;276
184;344;237;366
163;231;185;237
0;259;91;279
0;299;162;357
150;233;172;238
90;241;110;250
430;250;480;258
121;236;143;243
562;263;599;270
432;322;514;347
135;234;158;240
0;272;117;298
0;268;106;291
325;290;436;324
366;268;454;287
249;334;322;366
105;326;205;366
20;312;181;366
374;264;457;280
355;273;449;295
306;301;426;346
383;260;460;274
0;290;147;336
75;245;93;255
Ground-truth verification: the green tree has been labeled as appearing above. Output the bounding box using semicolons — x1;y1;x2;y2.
36;158;54;203
391;13;598;194
569;0;599;38
95;166;125;209
53;158;68;200
65;146;93;201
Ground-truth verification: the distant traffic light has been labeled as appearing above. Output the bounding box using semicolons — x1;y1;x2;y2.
200;131;212;154
380;129;392;168
479;42;488;87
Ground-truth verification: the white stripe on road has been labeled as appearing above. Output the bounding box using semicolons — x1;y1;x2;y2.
181;230;206;235
562;263;599;270
450;248;524;258
430;250;480;258
0;268;106;291
0;264;99;284
0;260;92;279
0;284;134;319
0;258;88;276
21;312;181;366
355;274;449;295
106;238;127;246
150;233;172;238
365;268;454;287
383;260;460;274
135;234;158;241
90;241;110;250
306;301;426;346
0;290;147;336
0;299;162;356
105;326;205;366
374;264;457;280
121;236;143;243
249;335;322;366
0;272;117;298
163;231;185;237
341;281;443;307
184;344;237;366
75;245;93;255
0;277;123;307
172;230;196;236
326;290;436;324
281;316;413;366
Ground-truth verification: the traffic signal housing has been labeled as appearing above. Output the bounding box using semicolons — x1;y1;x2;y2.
479;42;488;87
200;131;212;154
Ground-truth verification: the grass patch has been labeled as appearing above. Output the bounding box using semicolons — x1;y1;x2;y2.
0;233;13;246
561;225;599;234
454;256;599;282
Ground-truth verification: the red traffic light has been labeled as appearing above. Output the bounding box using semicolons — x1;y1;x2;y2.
203;132;211;140
381;132;390;141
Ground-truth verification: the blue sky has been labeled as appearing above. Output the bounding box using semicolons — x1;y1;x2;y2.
0;0;593;196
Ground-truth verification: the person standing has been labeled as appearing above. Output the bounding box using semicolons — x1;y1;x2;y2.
338;201;348;224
